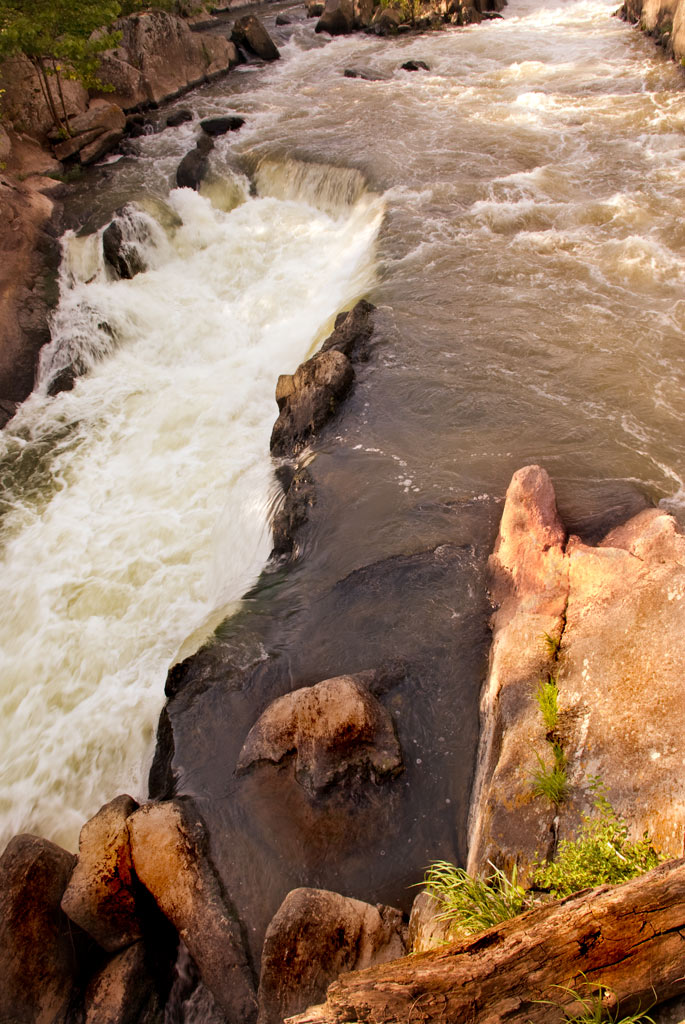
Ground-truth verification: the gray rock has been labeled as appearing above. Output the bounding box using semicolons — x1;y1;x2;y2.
257;887;407;1024
236;674;403;796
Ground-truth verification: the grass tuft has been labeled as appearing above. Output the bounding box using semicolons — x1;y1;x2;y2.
422;860;531;935
536;677;560;732
541;631;561;658
538;976;656;1024
531;742;568;807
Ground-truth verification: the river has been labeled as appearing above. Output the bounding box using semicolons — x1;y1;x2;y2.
1;0;684;965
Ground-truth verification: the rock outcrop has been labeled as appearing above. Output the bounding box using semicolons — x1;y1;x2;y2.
620;0;685;63
236;674;403;796
61;794;141;953
258;887;407;1024
0;176;60;425
94;10;239;111
128;799;257;1023
468;465;685;880
0;55;88;143
82;943;159;1024
0;835;82;1024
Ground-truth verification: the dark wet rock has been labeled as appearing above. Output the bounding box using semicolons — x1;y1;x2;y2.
236;674;403;796
83;942;159;1024
47;364;78;397
231;16;281;61
103;219;147;281
176;134;214;191
275;12;292;23
125;113;157;138
321;299;376;361
270;348;354;458
0;834;83;1024
344;66;391;80
128;799;257;1024
166;108;194;128
148;705;177;801
257;887;407;1024
61;794;141;953
200;115;246;136
272;465;316;556
401;59;430;71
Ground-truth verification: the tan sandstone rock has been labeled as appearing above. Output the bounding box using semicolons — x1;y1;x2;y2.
83;942;157;1024
236;674;403;796
257;887;407;1024
61;794;141;953
128;799;257;1024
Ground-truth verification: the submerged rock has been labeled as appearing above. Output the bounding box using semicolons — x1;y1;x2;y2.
401;59;430;71
0;834;82;1024
257;887;407;1024
272;465;316;556
61;794;141;953
343;66;391;80
231;16;281;61
128;799;257;1024
176;134;214;191
236;674;403;796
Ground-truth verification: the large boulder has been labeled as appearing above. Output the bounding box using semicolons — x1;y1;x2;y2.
236;674;403;796
0;834;81;1024
61;794;141;953
128;799;257;1024
0;175;60;424
468;466;685;879
316;0;356;33
231;16;281;60
94;10;239;111
0;54;87;142
176;134;214;190
270;348;354;458
257;887;407;1024
83;943;159;1024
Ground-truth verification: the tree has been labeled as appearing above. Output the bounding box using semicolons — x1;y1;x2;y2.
0;0;170;135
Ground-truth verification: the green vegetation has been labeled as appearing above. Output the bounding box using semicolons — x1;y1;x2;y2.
532;783;661;898
531;740;568;807
539;977;655;1024
422;860;531;935
0;0;172;135
541;630;561;659
380;0;423;26
535;676;560;732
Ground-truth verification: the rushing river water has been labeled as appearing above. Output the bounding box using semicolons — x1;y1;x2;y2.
1;0;685;953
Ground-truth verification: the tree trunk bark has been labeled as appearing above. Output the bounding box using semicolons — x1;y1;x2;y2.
287;858;685;1024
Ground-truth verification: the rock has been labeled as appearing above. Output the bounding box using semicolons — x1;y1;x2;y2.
94;11;239;111
270;348;354;457
83;943;158;1024
231;16;281;61
53;128;105;162
401;59;430;70
320;301;376;360
200;115;245;136
128;800;257;1023
316;0;356;33
272;465;316;556
275;12;292;23
0;54;87;142
0;124;11;163
468;466;685;881
257;887;407;1024
60;794;141;953
467;465;569;879
79;129;125;165
166;108;194;128
48;101;126;142
0;834;80;1024
236;674;403;796
103;214;148;281
343;66;391;80
408;890;456;952
176;134;214;190
0;175;59;419
370;4;405;33
306;0;326;14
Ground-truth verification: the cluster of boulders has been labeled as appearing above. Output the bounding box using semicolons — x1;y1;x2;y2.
310;0;506;37
1;662;409;1022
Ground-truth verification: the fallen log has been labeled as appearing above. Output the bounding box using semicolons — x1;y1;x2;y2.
287;858;685;1024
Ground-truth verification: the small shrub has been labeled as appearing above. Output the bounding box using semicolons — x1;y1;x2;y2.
541;631;561;658
533;784;661;898
539;976;656;1024
536;677;560;732
422;860;531;935
531;741;568;807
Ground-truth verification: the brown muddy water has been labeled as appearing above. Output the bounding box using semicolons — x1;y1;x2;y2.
1;0;685;971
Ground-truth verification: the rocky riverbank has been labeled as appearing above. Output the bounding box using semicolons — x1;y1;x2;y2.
619;0;685;62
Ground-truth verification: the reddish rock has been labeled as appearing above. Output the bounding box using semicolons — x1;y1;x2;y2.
0;54;87;142
270;348;354;457
0;834;80;1024
128;800;257;1024
236;674;403;796
83;943;158;1024
61;794;141;953
258;887;407;1024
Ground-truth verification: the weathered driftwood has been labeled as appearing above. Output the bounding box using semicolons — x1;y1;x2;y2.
287;858;685;1024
